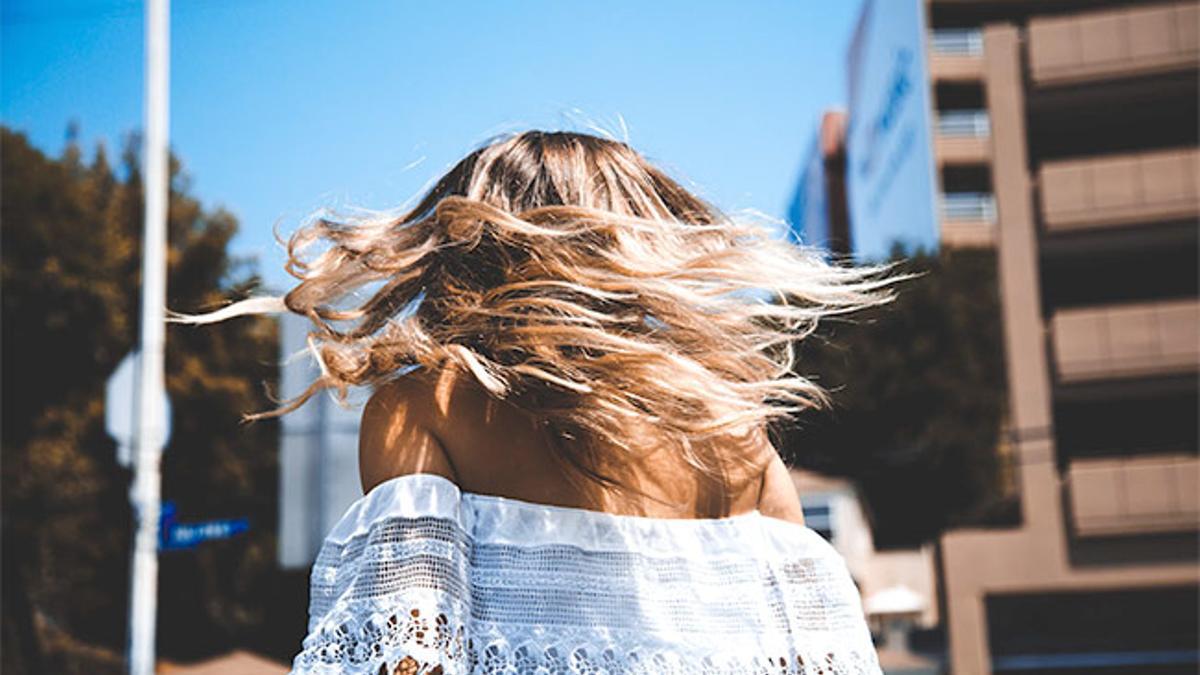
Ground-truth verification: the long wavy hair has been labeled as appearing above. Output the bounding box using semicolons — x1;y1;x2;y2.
171;130;910;492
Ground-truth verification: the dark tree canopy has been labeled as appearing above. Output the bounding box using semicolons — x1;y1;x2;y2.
777;243;1014;548
1;127;302;674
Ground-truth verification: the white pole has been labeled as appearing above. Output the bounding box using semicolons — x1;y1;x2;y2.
129;0;169;674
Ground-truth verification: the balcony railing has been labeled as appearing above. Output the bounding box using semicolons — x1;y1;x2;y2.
931;28;984;56
1050;299;1200;383
1039;147;1200;231
1066;454;1200;537
941;192;997;223
1028;3;1200;85
936;110;990;138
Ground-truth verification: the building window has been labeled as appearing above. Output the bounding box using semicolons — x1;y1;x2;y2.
802;502;835;541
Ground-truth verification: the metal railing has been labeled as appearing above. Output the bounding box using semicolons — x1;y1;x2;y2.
937;110;990;138
930;28;984;56
941;192;997;223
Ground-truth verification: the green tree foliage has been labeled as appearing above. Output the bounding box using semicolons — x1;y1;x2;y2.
777;244;1014;548
1;128;303;674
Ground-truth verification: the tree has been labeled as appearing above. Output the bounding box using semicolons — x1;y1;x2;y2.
777;244;1014;548
1;127;301;674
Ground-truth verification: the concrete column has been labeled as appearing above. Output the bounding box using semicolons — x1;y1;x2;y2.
946;586;990;674
983;25;1059;539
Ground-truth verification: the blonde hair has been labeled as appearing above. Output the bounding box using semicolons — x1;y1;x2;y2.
171;130;910;490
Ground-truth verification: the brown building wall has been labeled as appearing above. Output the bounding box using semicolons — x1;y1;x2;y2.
938;3;1200;673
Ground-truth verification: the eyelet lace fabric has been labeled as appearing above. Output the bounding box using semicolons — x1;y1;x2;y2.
291;474;883;675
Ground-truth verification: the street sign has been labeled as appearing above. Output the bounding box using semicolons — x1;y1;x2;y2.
106;350;172;467
158;502;250;551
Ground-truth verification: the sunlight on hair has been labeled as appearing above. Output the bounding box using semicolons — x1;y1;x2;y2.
169;129;915;488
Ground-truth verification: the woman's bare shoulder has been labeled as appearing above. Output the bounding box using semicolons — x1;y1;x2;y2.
358;372;458;493
756;454;806;526
360;369;537;493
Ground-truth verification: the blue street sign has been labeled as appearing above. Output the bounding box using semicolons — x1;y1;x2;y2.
159;501;250;551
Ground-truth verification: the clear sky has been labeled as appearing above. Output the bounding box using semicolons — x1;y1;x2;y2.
3;0;859;292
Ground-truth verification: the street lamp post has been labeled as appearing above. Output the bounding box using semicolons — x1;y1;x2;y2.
128;1;170;673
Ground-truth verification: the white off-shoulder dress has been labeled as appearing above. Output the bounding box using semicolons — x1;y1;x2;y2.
290;473;882;675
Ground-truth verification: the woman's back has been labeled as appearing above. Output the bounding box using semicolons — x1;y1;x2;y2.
358;369;779;522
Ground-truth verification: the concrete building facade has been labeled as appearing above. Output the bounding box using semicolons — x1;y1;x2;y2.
936;2;1200;672
927;3;998;249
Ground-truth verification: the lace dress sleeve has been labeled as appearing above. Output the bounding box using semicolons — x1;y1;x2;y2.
291;475;472;675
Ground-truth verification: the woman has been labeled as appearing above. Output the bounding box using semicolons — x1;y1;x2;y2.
174;131;907;674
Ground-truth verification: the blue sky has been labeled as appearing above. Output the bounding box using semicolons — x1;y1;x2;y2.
3;1;859;292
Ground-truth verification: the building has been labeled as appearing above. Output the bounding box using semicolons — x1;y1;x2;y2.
791;0;1198;671
788;111;852;255
843;0;943;261
790;0;999;258
276;312;365;568
926;2;1000;248
934;1;1200;673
